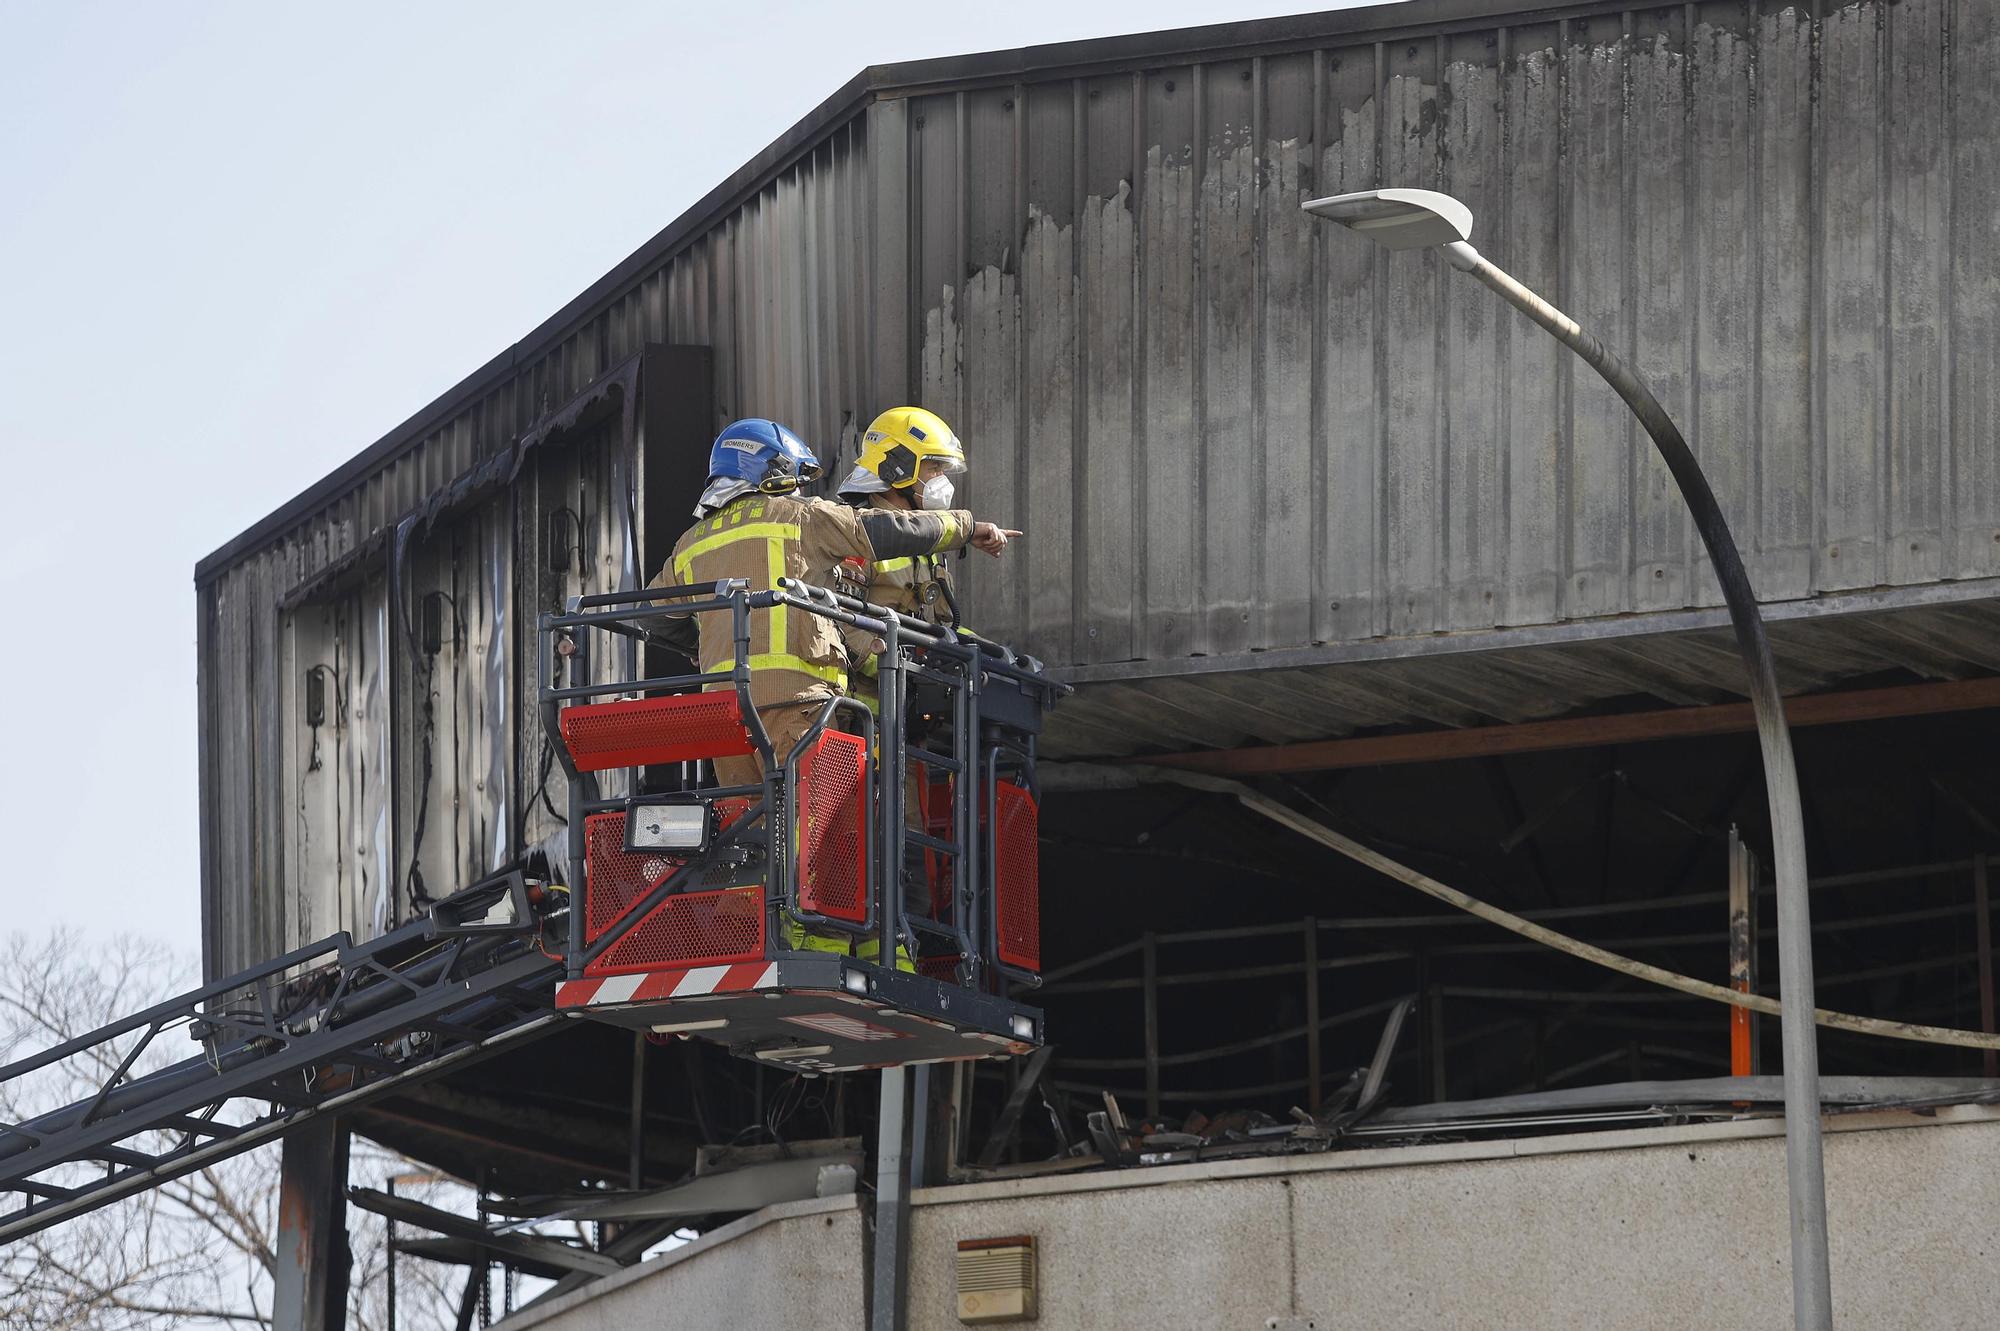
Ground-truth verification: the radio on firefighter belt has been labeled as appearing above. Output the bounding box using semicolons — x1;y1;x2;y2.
846;552;969;742
900;580;1027;744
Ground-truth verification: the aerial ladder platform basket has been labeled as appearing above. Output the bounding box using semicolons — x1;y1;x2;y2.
542;577;1063;1074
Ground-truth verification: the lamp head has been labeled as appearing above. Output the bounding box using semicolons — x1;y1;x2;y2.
1301;188;1474;250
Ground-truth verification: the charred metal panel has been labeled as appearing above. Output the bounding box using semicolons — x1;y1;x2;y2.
513;421;637;868
394;499;516;916
281;584;394;949
916;0;2000;662
200;131;875;976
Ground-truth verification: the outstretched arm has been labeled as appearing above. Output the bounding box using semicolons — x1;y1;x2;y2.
855;507;1018;559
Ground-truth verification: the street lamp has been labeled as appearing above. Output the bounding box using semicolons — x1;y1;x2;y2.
1305;188;1831;1330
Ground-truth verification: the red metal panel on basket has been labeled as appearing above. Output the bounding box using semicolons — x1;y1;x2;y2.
586;885;766;977
797;730;868;923
916;953;961;983
559;692;754;772
583;804;769;974
993;783;1040;972
584;804;759;945
583;812;669;945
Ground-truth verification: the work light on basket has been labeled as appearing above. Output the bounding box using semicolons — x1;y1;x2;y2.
623;798;713;853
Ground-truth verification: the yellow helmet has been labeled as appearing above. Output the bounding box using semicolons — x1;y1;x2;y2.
856;407;966;490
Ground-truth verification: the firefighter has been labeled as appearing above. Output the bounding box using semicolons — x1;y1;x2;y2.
650;417;1014;792
835;407;1003;930
833;405;977;642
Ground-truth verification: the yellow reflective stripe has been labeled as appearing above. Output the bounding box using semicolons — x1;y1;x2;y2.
700;653;847;688
873;556;915;574
783;923;913;969
766;530;788;659
676;505;853;689
932;512;971;552
671;521;802;580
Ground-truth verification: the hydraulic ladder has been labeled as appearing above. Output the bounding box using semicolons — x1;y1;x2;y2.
0;874;562;1243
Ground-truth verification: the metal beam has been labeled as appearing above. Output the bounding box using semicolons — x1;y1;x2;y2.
868;1068;913;1331
1140;677;2000;776
976;1047;1055;1169
350;1189;621;1279
273;1117;350;1331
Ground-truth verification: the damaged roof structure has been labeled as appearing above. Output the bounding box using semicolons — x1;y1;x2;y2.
183;0;2000;1325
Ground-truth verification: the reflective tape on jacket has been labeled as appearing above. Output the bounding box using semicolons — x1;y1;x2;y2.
673;515;845;688
702;653;846;690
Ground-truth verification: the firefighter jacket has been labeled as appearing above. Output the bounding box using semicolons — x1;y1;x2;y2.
649;492;975;710
843;491;961;629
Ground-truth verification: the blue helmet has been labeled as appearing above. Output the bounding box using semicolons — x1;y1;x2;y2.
706;419;822;494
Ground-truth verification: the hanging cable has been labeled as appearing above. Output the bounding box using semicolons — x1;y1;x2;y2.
1049;764;2000;1053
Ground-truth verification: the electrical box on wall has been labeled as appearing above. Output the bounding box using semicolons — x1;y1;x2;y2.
955;1235;1037;1324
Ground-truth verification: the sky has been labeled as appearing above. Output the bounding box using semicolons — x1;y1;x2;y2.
0;0;1376;959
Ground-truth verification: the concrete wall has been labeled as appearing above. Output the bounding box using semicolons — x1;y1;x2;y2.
909;1106;2000;1329
494;1196;865;1331
496;1108;2000;1330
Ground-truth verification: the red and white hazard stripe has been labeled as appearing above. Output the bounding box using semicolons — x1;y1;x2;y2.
557;962;779;1010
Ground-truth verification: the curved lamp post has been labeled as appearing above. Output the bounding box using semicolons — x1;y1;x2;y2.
1304;188;1830;1329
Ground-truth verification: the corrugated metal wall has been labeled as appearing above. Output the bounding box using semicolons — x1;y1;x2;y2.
199;0;2000;975
198;128;878;975
931;0;2000;666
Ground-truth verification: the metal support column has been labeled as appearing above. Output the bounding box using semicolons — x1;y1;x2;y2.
908;1064;934;1189
1977;853;1995;1079
629;1031;647;1190
1414;952;1431;1101
941;1062;973;1180
1427;986;1447;1103
273;1116;351;1331
1303;918;1322;1113
869;1067;914;1331
1142;932;1161;1121
385;1177;398;1331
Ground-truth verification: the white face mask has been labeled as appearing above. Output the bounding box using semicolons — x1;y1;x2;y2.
918;475;955;510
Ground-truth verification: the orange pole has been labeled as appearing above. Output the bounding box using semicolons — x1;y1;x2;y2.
1728;828;1757;1078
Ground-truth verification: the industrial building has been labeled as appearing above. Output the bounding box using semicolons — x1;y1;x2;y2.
172;0;2000;1324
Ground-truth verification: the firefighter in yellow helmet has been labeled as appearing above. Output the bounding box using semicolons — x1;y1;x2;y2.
834;406;998;644
836;408;1017;934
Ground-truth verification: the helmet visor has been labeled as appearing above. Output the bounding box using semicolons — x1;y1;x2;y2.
921;432;966;476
